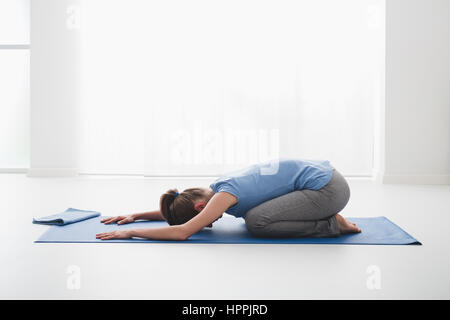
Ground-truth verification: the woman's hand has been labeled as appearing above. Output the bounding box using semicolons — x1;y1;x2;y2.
96;230;133;240
101;214;135;225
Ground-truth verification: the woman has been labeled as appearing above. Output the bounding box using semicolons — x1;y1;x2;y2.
96;158;361;241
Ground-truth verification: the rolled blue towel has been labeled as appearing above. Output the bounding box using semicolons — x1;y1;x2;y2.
33;208;101;226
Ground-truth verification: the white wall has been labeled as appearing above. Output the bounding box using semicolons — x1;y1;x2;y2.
29;0;81;177
381;0;450;184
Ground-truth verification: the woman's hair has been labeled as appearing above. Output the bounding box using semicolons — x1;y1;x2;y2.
160;188;206;225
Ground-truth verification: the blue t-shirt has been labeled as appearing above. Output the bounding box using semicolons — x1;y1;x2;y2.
209;158;334;218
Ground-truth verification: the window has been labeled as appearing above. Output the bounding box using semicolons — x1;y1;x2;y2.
0;0;30;169
79;0;384;176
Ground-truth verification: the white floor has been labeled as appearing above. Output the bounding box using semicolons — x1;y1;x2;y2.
1;173;449;299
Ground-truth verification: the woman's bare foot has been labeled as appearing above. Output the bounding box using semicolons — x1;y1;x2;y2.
335;213;361;234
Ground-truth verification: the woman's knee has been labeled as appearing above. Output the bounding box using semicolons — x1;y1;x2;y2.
244;207;270;236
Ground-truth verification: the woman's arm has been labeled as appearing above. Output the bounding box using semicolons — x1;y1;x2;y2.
96;192;237;241
101;210;164;225
96;224;187;241
132;210;165;221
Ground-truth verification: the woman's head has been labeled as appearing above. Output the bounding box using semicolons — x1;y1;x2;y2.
160;187;213;226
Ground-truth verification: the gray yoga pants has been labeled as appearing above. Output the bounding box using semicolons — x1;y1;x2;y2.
244;168;350;238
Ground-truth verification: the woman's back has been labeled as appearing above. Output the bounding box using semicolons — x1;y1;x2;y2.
209;158;333;217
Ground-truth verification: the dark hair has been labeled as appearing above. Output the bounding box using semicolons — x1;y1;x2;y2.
160;188;206;225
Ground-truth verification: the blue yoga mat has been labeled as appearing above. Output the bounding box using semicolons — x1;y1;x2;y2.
35;214;421;245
